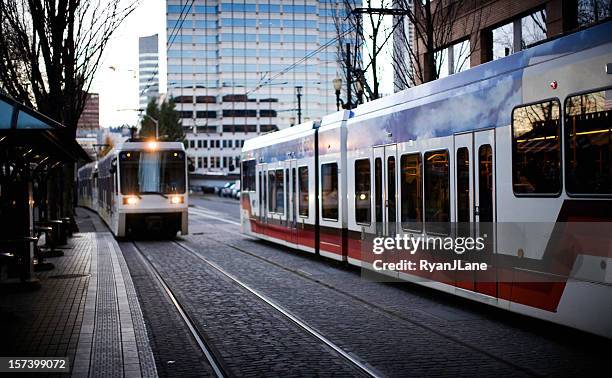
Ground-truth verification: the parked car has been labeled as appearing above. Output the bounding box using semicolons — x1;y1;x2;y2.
216;182;232;196
231;181;241;199
221;183;235;197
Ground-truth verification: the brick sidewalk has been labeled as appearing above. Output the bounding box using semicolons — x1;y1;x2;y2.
0;209;156;377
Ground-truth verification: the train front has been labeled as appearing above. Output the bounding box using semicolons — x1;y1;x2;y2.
116;141;188;238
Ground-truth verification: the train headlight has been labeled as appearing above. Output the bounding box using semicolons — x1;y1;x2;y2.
170;195;184;204
123;196;139;205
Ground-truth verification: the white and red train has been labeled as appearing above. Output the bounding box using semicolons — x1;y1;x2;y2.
241;21;612;338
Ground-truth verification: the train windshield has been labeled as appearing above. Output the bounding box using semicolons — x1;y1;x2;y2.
119;150;186;195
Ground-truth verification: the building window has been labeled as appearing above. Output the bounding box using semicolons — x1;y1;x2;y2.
259;109;277;117
512;99;561;195
298;166;309;217
424;150;450;234
321;163;338;220
565;89;612;195
400;153;422;232
492;9;547;61
577;0;611;27
202;157;208;169
196;111;217;119
222;157;227;168
197;140;202;148
203;140;208;148
222;140;228;149
222;109;257;117
189;140;195;149
196;96;216;103
436;39;471;78
354;159;371;224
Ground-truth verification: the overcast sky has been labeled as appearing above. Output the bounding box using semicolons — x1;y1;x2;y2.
91;0;166;128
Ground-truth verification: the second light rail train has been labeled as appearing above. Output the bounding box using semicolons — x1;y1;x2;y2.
240;21;612;338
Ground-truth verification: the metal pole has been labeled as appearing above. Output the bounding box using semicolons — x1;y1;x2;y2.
296;86;303;124
346;43;352;110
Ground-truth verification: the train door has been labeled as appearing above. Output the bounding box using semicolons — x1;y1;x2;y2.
257;163;267;234
372;144;398;236
473;129;496;297
454;133;475;291
285;159;298;246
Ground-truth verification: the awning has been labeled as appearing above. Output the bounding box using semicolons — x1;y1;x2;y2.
0;92;91;166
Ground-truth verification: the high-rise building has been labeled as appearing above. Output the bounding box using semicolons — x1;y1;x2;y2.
139;34;160;110
166;1;348;174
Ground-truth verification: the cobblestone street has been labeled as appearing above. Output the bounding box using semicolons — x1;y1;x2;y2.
117;196;610;377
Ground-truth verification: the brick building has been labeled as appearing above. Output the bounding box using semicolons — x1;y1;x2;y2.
76;92;100;134
409;0;610;83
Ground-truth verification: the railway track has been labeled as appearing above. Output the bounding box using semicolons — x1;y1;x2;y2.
187;207;545;377
132;238;380;378
131;242;227;378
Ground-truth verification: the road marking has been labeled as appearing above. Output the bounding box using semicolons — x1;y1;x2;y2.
189;207;241;226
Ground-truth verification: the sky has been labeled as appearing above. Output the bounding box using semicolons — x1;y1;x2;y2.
90;0;166;128
91;0;395;128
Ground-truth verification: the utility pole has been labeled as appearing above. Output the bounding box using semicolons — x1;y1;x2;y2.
346;43;352;110
296;86;303;124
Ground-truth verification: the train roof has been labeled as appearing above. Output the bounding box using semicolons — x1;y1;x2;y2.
242;120;317;153
242;110;353;153
349;20;612;120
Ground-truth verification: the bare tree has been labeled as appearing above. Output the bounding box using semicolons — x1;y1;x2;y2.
0;0;137;219
392;0;489;90
333;0;399;103
576;0;612;25
0;0;137;135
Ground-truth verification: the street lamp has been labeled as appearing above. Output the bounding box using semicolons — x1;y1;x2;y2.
355;79;364;105
333;77;343;111
140;113;159;140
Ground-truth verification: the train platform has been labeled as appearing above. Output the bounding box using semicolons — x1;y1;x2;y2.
0;208;157;377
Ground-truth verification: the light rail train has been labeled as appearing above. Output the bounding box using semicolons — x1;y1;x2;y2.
241;21;612;338
78;140;189;238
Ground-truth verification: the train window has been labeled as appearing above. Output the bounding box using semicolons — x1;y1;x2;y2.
479;145;494;222
400;153;422;232
259;171;263;215
512;100;561;195
298;166;309;217
321;163;338;220
268;171;275;213
241;160;256;191
292;168;297;222
275;169;284;214
456;148;470;223
119;150;186;195
424;150;450;234
388;156;396;223
565;89;612;195
375;158;382;223
354;159;371;224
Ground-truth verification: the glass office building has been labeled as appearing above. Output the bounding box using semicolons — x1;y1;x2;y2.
139;34;160;110
166;1;348;173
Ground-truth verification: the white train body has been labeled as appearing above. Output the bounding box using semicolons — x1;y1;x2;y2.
78;141;189;238
241;22;612;338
